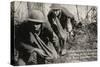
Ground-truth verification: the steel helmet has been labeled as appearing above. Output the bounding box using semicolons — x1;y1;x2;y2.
28;10;46;24
50;4;74;18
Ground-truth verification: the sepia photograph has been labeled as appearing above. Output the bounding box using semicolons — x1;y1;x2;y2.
11;1;97;66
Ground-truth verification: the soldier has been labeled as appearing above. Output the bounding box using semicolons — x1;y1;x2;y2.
48;4;75;55
15;10;58;65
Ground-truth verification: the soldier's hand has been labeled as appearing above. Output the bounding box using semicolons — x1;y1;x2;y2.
32;48;47;57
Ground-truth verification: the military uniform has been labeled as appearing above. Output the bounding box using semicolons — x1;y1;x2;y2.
48;4;75;55
15;10;58;65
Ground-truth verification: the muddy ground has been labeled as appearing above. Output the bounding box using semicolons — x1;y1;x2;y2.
47;22;97;64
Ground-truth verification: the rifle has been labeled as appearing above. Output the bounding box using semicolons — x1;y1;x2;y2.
30;32;58;59
53;17;67;40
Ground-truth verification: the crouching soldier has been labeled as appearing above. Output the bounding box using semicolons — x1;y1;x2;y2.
48;4;75;55
15;10;58;65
